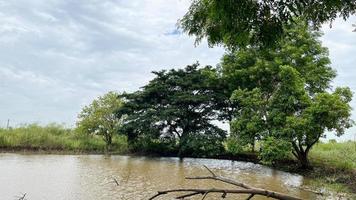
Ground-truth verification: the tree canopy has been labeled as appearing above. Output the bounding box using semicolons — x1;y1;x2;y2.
118;64;226;157
180;0;356;49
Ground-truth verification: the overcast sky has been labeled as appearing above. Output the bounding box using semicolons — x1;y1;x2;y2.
0;0;355;141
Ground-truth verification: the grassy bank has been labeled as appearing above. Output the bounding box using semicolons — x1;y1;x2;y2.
303;141;356;196
223;140;356;196
0;124;128;154
310;141;356;170
265;141;356;197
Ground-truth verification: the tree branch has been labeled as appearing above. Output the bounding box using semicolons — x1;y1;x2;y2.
203;165;216;177
149;166;301;200
149;188;301;200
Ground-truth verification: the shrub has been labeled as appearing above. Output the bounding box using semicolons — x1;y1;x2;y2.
225;137;244;155
259;137;292;165
180;134;225;157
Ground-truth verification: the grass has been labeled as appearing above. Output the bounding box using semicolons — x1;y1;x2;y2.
309;141;356;170
302;141;356;196
0;123;128;154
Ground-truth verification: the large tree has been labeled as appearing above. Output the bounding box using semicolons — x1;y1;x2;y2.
118;64;226;157
222;21;353;168
76;91;124;151
180;0;356;49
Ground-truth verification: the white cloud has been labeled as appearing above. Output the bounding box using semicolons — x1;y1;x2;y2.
321;16;356;141
0;0;224;127
0;1;354;141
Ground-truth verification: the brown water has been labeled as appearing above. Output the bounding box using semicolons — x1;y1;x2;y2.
0;153;317;200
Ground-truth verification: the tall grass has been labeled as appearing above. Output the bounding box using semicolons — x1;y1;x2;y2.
0;123;127;153
310;141;356;170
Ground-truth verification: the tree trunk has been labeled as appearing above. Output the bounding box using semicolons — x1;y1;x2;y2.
297;151;311;169
292;142;312;169
177;135;187;158
105;134;112;153
177;140;184;158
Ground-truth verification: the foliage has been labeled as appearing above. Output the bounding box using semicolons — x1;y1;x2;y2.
77;91;124;150
230;88;265;151
224;137;243;155
129;136;177;156
118;64;226;157
259;137;292;165
179;132;225;157
180;0;356;49
222;20;353;168
0;124;128;153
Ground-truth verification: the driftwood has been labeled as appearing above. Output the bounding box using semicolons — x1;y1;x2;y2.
149;165;301;200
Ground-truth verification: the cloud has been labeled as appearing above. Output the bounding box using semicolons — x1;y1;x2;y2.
0;0;224;126
321;16;356;141
164;29;181;36
0;1;354;141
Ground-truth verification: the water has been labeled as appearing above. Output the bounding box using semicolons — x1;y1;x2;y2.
0;153;316;200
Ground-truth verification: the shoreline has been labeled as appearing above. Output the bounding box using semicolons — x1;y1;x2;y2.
1;147;355;197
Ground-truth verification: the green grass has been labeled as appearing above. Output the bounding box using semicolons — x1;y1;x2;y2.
309;141;356;170
300;141;356;195
0;123;128;153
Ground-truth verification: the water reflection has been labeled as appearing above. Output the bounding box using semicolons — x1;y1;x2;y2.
0;153;315;199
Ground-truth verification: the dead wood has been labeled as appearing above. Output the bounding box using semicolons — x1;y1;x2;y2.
148;165;302;200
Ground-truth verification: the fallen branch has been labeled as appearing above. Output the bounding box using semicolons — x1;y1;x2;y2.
149;165;302;200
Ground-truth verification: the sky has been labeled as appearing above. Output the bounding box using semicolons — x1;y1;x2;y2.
0;0;355;141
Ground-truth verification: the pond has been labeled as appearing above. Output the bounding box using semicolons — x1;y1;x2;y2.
0;153;317;200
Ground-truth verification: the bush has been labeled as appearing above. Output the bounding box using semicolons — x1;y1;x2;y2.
180;134;225;157
225;137;244;155
129;136;177;155
259;137;292;165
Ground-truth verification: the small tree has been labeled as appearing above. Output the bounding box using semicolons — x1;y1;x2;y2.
77;91;123;151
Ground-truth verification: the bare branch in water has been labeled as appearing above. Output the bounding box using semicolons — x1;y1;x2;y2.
113;178;119;186
149;166;301;200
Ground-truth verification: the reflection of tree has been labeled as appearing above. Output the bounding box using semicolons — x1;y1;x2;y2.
123;158;132;184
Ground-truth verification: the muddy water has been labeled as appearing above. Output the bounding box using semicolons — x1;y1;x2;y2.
0;153;316;200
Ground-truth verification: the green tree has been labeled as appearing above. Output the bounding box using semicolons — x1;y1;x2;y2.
77;91;123;151
284;87;353;168
180;0;356;49
118;64;226;157
230;88;265;152
223;21;353;168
